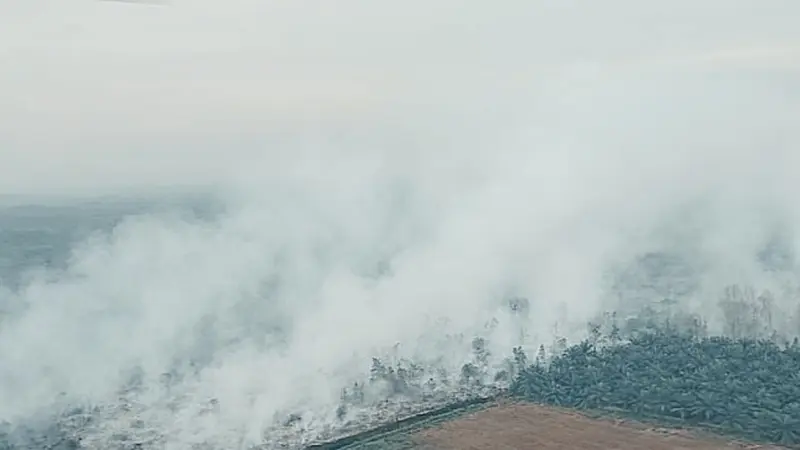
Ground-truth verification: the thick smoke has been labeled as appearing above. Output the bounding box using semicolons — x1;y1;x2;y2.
1;1;800;448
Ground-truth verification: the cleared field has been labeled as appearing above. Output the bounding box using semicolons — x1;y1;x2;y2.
415;402;785;450
305;399;787;449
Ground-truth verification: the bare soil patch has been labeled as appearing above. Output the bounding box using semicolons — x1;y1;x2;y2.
415;402;784;450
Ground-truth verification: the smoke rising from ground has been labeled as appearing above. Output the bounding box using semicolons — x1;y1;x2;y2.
1;1;800;447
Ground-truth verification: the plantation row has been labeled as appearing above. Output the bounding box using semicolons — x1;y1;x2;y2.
509;330;800;448
322;331;800;449
327;294;800;449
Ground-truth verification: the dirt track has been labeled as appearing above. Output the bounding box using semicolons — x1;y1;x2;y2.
415;402;783;450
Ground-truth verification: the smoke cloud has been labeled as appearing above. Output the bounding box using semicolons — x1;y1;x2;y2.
1;1;799;447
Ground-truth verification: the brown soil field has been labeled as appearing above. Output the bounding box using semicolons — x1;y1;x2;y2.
414;402;785;450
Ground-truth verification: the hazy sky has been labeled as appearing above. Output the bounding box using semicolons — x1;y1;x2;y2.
0;1;799;194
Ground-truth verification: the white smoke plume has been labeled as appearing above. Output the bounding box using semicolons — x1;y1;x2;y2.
1;1;799;448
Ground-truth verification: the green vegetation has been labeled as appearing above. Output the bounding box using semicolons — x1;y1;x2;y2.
504;287;800;448
323;286;800;449
510;286;800;448
511;331;800;447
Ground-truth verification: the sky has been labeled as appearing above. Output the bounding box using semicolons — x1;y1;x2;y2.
2;2;800;447
0;0;799;194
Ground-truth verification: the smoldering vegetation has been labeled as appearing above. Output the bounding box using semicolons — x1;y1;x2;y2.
2;198;800;449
